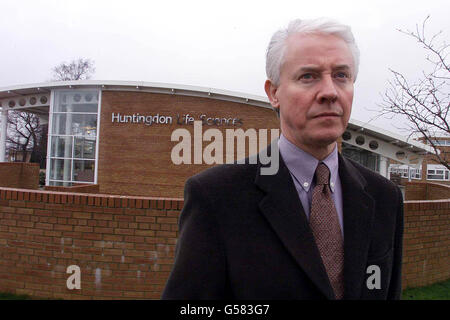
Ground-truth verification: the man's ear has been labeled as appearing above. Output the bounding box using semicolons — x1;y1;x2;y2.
264;79;280;110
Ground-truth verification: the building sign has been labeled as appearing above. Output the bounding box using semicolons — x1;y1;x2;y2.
111;112;243;127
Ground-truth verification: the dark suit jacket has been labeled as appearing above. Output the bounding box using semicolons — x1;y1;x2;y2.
162;148;404;300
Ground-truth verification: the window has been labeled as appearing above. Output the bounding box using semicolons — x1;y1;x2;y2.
389;165;421;179
428;139;450;146
47;89;100;186
427;164;450;181
341;142;379;172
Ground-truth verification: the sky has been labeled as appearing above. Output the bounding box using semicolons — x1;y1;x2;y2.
1;0;449;136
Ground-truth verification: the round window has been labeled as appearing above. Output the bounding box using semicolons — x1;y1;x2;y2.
355;136;365;145
369;140;379;150
40;96;48;104
342;131;351;141
74;94;81;102
396;151;406;160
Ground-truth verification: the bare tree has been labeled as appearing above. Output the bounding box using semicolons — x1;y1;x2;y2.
52;58;95;81
377;16;449;170
5;58;95;165
30;123;48;168
7;111;44;162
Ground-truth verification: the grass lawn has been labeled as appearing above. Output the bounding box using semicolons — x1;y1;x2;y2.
0;292;32;300
402;279;450;300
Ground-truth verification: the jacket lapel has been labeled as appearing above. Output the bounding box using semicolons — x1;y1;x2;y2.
255;149;335;300
338;154;375;299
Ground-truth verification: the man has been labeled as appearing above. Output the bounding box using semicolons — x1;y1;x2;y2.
162;18;403;300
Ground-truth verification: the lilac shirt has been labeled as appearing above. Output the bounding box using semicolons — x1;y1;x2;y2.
278;134;344;237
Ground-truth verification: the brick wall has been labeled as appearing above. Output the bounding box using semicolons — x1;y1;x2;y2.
0;163;39;190
427;183;450;200
45;184;100;194
402;200;450;289
0;187;448;298
0;187;182;299
405;181;450;200
405;182;427;200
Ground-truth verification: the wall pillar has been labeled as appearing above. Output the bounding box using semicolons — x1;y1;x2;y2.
379;155;388;178
0;108;8;162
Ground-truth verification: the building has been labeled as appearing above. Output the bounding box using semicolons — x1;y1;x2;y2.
389;137;450;185
0;80;436;198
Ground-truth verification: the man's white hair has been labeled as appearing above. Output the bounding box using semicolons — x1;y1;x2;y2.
266;18;360;86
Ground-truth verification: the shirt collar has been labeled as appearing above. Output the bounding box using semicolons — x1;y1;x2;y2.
278;134;339;193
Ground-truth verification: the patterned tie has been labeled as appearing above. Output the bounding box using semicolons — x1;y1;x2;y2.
309;162;344;299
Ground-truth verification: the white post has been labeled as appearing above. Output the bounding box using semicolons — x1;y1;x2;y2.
0;108;8;162
63;105;72;186
379;156;388;178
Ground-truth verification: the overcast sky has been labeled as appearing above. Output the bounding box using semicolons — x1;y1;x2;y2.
1;0;449;136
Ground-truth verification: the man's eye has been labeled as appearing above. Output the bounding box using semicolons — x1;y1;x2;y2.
335;72;349;79
299;73;315;80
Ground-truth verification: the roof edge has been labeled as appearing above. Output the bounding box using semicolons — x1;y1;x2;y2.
0;79;269;103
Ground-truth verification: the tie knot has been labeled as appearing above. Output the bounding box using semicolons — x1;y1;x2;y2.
315;162;330;185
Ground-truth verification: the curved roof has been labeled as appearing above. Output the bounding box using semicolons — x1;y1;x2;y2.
0;80;437;155
347;119;437;155
0;80;272;109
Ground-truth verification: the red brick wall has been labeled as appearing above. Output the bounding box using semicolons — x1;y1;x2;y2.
0;187;448;298
0;163;39;190
0;187;182;299
405;182;427;200
45;184;100;194
402;200;450;289
427;183;450;200
405;181;450;200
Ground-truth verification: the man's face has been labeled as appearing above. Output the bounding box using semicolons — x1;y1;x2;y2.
266;33;354;151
